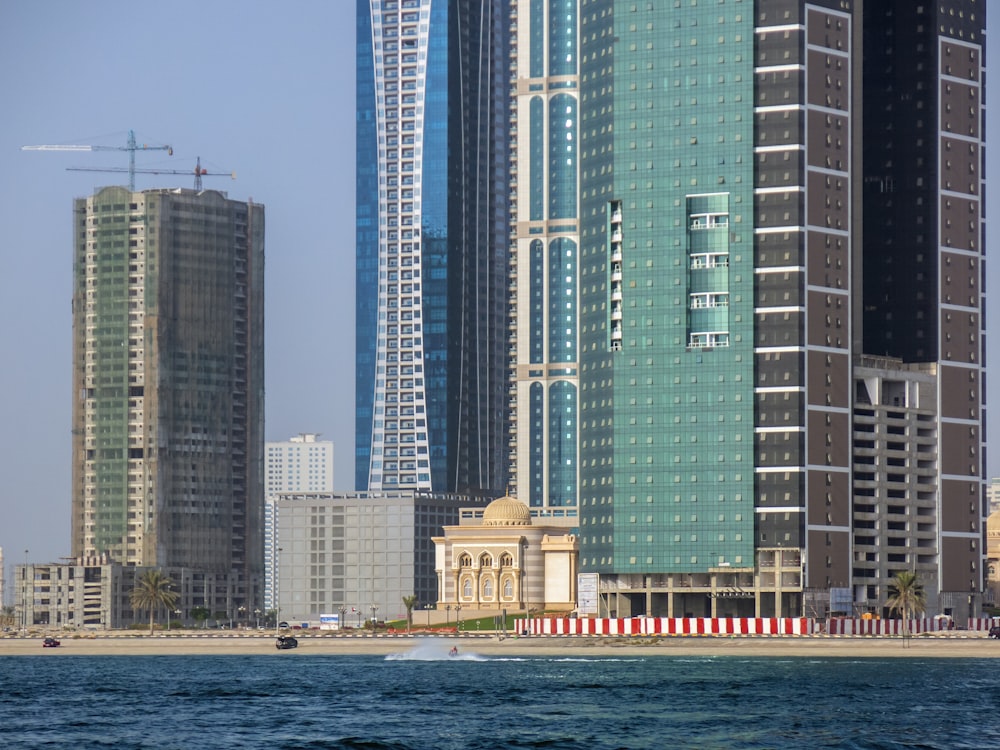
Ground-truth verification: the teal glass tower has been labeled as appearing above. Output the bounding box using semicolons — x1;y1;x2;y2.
574;0;986;621
509;0;581;511
576;0;862;618
578;0;758;606
355;1;511;494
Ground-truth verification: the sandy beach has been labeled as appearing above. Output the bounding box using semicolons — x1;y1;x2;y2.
2;632;997;658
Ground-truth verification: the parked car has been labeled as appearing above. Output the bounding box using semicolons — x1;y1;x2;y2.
278;621;289;629
988;625;1000;640
42;637;61;648
275;635;298;650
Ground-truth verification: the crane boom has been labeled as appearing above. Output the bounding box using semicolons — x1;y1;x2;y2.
21;129;173;190
67;157;234;191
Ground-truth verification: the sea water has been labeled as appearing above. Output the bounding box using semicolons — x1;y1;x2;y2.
2;641;999;749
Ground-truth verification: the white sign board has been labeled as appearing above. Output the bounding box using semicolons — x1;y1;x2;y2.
578;573;599;616
319;613;340;631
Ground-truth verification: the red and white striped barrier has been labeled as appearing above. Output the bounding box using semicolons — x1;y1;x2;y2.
527;617;813;637
825;618;957;636
526;616;999;637
963;617;1000;632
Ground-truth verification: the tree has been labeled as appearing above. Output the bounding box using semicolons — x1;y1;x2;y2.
130;569;179;635
402;595;418;633
0;605;15;630
886;571;926;646
189;606;210;629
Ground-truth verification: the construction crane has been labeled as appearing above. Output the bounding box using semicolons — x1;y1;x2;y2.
66;156;236;191
22;129;173;191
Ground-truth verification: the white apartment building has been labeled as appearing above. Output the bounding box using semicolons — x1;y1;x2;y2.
265;434;334;610
266;433;335;496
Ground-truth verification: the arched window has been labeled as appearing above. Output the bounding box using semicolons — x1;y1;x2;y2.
462;578;472;598
480;553;493;569
483;579;493;598
503;578;513;598
458;553;472;568
499;552;513;568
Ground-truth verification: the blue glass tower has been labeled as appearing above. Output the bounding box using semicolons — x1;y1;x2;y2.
356;0;510;494
509;0;580;511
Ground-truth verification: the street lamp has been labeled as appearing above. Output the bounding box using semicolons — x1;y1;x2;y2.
339;606;347;633
445;604;451;626
455;603;462;632
275;547;283;633
254;609;261;629
238;606;246;630
22;549;28;636
425;604;432;628
370;604;379;634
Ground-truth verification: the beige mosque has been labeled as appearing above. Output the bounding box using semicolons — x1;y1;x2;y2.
433;496;578;615
987;509;1000;608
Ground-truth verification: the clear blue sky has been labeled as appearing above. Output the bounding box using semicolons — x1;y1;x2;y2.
1;3;998;578
0;0;357;574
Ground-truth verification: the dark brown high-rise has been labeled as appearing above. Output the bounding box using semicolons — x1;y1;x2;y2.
859;1;986;615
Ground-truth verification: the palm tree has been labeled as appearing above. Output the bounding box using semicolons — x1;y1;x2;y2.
130;569;179;634
402;595;418;634
0;605;15;630
886;571;926;646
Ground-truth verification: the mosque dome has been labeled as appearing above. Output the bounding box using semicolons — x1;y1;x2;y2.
988;509;1000;535
482;496;532;527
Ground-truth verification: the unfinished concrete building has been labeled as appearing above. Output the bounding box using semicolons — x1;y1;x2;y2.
70;186;265;619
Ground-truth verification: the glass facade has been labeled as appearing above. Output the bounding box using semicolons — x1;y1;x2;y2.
356;0;510;495
511;0;580;510
578;1;756;574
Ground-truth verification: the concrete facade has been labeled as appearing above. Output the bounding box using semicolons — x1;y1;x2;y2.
274;492;490;626
264;434;335;609
15;557;249;630
70;186;265;618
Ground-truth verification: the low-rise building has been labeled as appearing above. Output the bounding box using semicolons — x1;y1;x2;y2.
433;496;579;616
274;492;491;626
16;556;254;631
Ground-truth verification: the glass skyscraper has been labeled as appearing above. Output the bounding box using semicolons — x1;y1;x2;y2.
578;0;758;598
509;0;581;511
356;0;511;495
572;0;985;620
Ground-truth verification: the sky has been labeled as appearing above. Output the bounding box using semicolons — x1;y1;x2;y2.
0;1;357;577
1;2;998;585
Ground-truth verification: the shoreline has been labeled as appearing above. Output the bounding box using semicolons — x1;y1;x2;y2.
2;632;998;658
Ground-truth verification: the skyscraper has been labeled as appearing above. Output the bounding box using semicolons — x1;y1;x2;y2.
509;0;581;511
71;186;265;613
569;0;985;619
858;1;985;613
355;0;511;495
